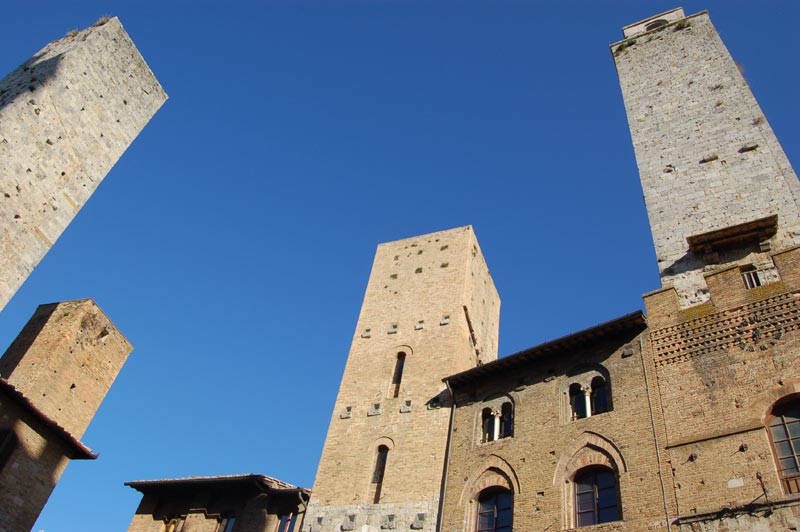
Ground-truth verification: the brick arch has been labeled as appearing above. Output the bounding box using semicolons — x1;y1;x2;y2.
747;378;800;424
459;454;520;507
553;431;626;486
556;432;626;529
391;344;414;356
459;455;520;532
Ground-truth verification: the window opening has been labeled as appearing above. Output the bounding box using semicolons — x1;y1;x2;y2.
645;19;668;31
590;377;609;415
482;408;497;442
500;402;513;438
371;445;389;503
574;467;620;527
769;397;800;494
391;352;406;398
482;403;513;442
0;429;18;474
476;488;512;532
570;383;588;420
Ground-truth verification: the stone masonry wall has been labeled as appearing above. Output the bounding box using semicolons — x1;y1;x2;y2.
0;17;166;312
305;226;500;532
0;299;133;439
613;10;800;307
0;396;71;532
644;246;800;524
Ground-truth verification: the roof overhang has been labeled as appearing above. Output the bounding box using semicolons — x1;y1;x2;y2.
687;215;778;254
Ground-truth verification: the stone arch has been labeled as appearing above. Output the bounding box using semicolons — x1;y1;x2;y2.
555;432;626;529
459;455;520;532
554;431;627;486
746;378;800;425
460;454;521;506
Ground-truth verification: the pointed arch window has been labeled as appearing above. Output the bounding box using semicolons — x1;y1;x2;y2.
371;445;389;503
476;488;512;532
574;466;620;527
768;396;800;494
481;401;513;443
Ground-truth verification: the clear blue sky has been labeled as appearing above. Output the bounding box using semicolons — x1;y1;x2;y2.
0;2;797;531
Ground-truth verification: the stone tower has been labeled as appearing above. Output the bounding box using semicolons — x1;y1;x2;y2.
613;8;800;307
0;17;167;312
0;299;133;531
305;226;500;532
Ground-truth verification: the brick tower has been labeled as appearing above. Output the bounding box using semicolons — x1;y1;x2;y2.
613;8;800;307
0;299;133;530
305;226;500;532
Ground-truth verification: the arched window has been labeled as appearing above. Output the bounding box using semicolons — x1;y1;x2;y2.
574;466;620;527
590;377;609;415
390;352;406;398
371;445;389;503
481;402;513;443
569;383;587;420
768;396;800;494
0;428;17;474
476;488;512;532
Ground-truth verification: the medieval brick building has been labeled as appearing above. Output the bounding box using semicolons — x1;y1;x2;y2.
123;7;800;532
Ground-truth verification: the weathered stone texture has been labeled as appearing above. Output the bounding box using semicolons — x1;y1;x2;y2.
613;9;800;306
0;17;167;312
306;226;500;532
0;299;133;439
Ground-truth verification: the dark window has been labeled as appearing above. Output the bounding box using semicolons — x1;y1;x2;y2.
276;514;297;532
391;352;406;398
371;445;389;503
769;397;800;494
645;19;669;31
590;377;609;415
482;408;496;442
575;467;620;527
0;429;17;474
500;402;513;438
570;383;586;420
476;488;512;532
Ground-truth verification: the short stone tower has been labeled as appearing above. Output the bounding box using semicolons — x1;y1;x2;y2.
613;8;800;307
0;299;132;531
0;17;167;312
0;299;132;438
305;226;500;532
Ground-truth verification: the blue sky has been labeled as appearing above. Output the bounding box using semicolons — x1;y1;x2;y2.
0;2;797;531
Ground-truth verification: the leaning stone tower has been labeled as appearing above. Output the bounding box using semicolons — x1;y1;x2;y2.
613;8;800;307
305;226;500;532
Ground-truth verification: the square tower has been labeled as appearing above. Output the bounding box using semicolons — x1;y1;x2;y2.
613;8;800;307
305;226;500;532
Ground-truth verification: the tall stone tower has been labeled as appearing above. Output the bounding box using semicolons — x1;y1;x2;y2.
613;8;800;307
0;17;167;312
305;226;500;532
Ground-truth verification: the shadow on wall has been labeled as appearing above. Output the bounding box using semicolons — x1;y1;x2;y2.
0;52;63;115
